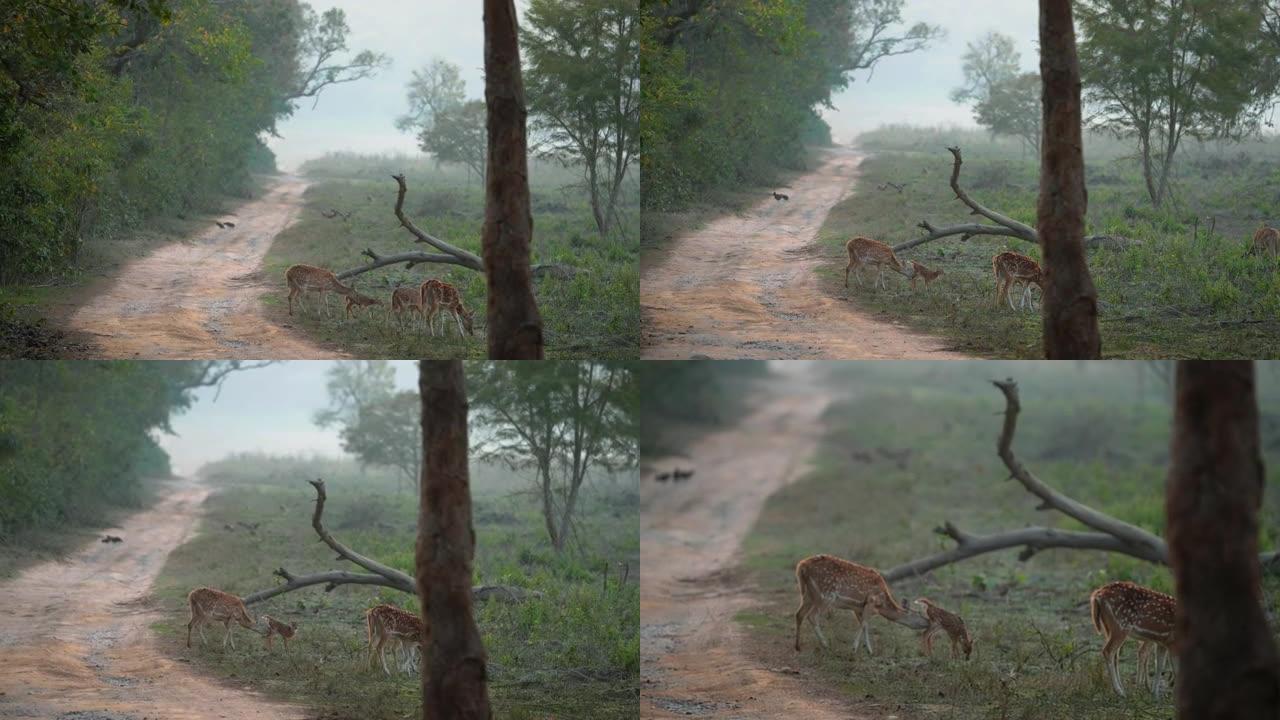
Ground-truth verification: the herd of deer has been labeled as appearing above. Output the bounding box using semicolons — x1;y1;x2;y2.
284;264;475;337
843;224;1280;311
794;554;1178;699
186;587;428;676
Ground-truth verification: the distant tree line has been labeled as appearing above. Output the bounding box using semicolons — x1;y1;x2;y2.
0;0;385;283
638;359;768;455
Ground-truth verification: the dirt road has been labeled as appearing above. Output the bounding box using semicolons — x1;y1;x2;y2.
0;478;309;720
642;147;967;359
66;177;341;359
641;366;877;719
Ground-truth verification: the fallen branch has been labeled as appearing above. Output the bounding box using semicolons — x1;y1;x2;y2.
884;379;1280;580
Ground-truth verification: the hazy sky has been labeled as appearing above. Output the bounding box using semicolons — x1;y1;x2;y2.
158;361;418;476
823;1;1039;144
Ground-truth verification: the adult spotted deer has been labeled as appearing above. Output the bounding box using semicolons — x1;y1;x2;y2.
261;615;298;650
1249;225;1279;260
422;279;475;337
844;237;907;291
285;264;357;317
186;587;259;650
1090;581;1177;698
908;260;944;290
794;554;912;656
365;603;425;675
992;251;1045;311
913;598;973;660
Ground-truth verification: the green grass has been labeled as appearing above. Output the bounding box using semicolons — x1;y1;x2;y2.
152;456;638;719
733;362;1280;720
817;126;1280;358
265;154;639;359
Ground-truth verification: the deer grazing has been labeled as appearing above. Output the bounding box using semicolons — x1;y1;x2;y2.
365;603;425;675
794;554;912;655
992;251;1045;311
390;285;426;327
1090;581;1177;698
285;264;358;317
912;598;973;660
1249;225;1279;260
422;279;475;337
186;587;260;650
908;260;944;290
261;615;298;651
344;290;383;320
845;237;907;291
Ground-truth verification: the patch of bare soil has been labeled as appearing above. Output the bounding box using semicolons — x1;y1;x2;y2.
641;366;882;719
0;478;309;720
64;177;343;359
641;147;968;359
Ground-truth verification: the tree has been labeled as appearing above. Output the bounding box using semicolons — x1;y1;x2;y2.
395;58;466;135
1166;361;1280;717
339;390;421;493
420;100;488;182
1078;0;1276;207
483;0;544;359
1039;0;1101;359
523;0;638;240
417;360;492;720
287;5;389;108
976;72;1042;153
469;362;637;552
950;32;1020;106
313;360;396;429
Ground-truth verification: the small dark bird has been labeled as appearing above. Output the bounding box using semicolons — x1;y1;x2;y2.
100;535;123;543
655;472;672;482
772;192;789;201
224;221;236;228
215;221;228;229
673;468;695;481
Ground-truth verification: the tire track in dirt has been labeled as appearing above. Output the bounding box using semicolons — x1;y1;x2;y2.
0;477;309;720
641;365;880;719
641;147;968;359
66;176;344;359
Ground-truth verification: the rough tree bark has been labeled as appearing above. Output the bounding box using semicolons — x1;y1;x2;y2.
1037;0;1100;359
482;0;544;359
418;361;492;720
1166;361;1280;719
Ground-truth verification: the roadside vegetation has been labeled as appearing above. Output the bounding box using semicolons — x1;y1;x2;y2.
734;362;1280;719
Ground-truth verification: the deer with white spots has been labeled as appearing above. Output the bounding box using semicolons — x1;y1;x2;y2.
913;597;973;660
365;603;425;675
186;587;259;650
1090;581;1177;698
793;554;913;656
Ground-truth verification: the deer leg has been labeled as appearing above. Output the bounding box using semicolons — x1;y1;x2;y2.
453;310;465;337
844;261;852;289
811;609;830;650
795;595;815;651
1102;632;1127;696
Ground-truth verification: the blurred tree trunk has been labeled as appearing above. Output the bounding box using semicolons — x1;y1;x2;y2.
1037;0;1100;358
482;0;544;359
417;361;492;720
1166;361;1280;718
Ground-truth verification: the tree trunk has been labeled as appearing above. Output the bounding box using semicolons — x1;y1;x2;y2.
482;0;544;359
1166;362;1280;719
417;361;492;720
1037;0;1101;359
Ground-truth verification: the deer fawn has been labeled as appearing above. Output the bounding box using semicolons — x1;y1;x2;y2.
992;251;1045;311
186;587;259;650
422;279;475;337
261;615;298;650
1249;225;1279;260
908;260;944;290
794;554;911;656
365;603;425;675
1090;581;1177;698
344;291;383;320
845;237;906;291
285;264;357;317
912;598;973;660
390;285;426;328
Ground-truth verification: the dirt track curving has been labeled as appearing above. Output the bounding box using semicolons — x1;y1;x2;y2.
65;177;342;359
641;366;878;719
0;478;309;720
641;147;968;359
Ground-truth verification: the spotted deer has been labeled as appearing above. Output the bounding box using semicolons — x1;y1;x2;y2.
794;554;912;655
344;291;383;320
390;285;427;327
912;598;973;660
186;587;259;650
844;237;906;291
1090;581;1177;698
422;279;475;337
1249;225;1279;260
261;615;298;651
365;603;425;675
992;251;1045;311
908;260;944;290
285;264;357;317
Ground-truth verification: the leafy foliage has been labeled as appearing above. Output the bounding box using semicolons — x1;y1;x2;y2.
950;32;1039;152
420;100;488;182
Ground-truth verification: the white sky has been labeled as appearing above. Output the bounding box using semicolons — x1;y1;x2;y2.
823;0;1039;144
158;361;418;476
268;1;531;171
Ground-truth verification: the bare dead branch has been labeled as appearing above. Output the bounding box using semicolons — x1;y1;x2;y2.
335;249;576;282
242;568;405;605
391;174;483;270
